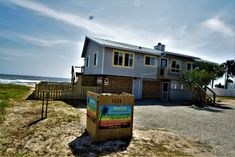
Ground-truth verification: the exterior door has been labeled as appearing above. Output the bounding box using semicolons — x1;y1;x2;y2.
162;82;169;101
161;59;167;68
132;79;142;100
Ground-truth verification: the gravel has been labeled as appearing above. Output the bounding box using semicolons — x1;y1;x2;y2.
133;100;235;157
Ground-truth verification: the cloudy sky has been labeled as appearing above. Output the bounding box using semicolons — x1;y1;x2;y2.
0;0;234;78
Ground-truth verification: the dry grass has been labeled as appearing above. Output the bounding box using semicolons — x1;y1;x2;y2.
216;96;235;102
0;85;213;156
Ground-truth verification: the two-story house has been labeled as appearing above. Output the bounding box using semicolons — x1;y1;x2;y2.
72;36;201;101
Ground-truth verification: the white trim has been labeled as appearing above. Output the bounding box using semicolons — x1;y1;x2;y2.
101;47;105;74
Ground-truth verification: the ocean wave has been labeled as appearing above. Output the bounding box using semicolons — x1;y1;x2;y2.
0;79;41;86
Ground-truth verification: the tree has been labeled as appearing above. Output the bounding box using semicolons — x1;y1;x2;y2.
221;60;235;89
184;69;215;87
193;61;224;88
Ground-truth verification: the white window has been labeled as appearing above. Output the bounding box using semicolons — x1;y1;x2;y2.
86;56;90;67
171;81;184;90
144;55;156;67
171;60;181;72
113;50;134;68
94;52;98;66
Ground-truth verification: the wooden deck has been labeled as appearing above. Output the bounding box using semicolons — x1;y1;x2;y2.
35;82;101;100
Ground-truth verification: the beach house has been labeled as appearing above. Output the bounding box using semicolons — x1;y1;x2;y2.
72;36;207;101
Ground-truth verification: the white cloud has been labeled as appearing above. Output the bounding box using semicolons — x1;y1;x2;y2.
0;56;15;61
6;0;235;64
0;32;77;47
8;0;158;47
202;16;235;37
19;35;76;47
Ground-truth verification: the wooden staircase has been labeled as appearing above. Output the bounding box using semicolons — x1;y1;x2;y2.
181;78;216;107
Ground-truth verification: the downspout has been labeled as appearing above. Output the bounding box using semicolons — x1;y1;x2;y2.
101;46;105;74
138;52;167;99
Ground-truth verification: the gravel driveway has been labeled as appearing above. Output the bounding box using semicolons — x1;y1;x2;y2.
134;100;235;157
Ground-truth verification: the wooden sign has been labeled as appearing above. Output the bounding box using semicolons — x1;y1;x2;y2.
99;105;132;129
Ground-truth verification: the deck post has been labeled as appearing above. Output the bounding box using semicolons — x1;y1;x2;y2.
45;91;49;118
101;76;104;93
41;92;45;119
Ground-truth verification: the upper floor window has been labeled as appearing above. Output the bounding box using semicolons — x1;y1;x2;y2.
86;56;90;67
113;50;134;68
144;55;156;67
94;52;98;66
186;62;192;71
171;60;181;72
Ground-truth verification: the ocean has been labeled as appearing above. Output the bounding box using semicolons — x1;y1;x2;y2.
0;74;70;87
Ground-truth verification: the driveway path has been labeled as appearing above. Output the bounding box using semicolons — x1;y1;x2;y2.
133;100;235;157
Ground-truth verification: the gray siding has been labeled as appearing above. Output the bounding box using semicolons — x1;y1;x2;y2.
83;42;195;79
167;56;193;75
158;56;194;78
170;89;192;100
103;47;158;78
83;40;103;75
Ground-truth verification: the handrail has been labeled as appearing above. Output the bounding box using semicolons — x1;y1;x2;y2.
181;77;216;106
206;86;216;104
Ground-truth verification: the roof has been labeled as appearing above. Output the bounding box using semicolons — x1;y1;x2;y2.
81;36;162;57
81;36;201;61
193;58;218;64
163;51;201;60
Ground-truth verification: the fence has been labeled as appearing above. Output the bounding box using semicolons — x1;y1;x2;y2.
207;88;235;97
35;82;102;100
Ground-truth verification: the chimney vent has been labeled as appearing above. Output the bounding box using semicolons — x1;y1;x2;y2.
154;43;165;51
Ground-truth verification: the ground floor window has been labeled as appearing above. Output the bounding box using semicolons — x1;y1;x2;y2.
171;81;183;90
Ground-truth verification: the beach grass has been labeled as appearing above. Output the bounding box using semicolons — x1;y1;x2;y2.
0;84;30;123
216;96;235;102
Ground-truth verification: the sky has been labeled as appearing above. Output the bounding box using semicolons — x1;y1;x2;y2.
0;0;234;78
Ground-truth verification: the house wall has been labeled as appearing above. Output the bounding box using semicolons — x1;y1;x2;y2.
83;40;103;74
169;80;193;101
170;89;192;100
103;76;133;94
167;56;194;76
81;75;97;86
158;56;194;79
142;79;161;98
103;47;158;78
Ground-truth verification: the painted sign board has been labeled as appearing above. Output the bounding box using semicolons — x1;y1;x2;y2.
87;96;97;122
99;105;132;129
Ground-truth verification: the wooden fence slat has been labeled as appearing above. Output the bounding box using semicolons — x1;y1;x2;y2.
35;82;101;100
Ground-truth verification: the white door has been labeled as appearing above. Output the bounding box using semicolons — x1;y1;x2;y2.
132;79;142;100
162;82;169;101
